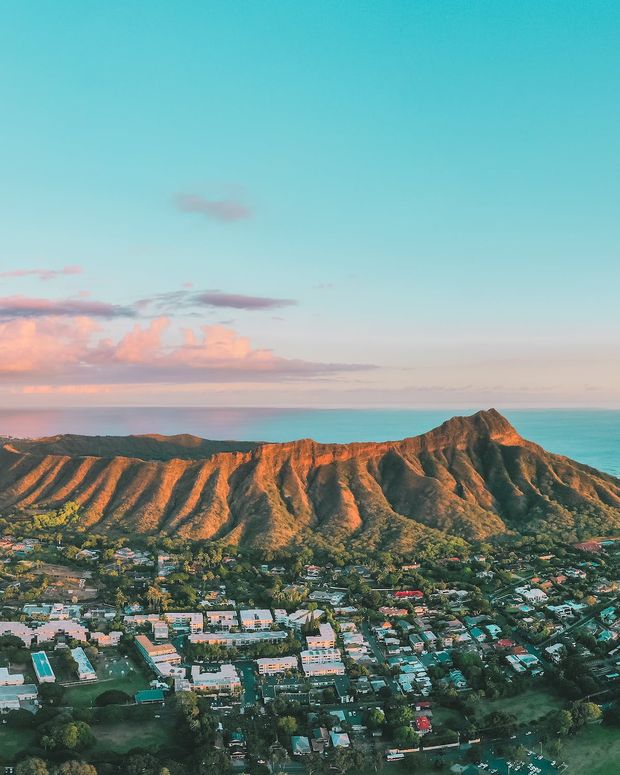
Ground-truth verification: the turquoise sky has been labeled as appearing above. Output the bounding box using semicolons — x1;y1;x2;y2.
0;1;618;407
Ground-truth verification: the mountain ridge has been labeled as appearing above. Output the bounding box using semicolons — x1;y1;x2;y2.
1;409;619;551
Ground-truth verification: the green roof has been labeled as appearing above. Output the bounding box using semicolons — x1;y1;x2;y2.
134;689;165;703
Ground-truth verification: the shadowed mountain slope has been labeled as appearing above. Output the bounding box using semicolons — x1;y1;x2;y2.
1;409;619;550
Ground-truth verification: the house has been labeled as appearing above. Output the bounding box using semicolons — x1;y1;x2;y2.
228;731;247;760
311;727;330;753
329;731;351;748
545;643;565;664
415;716;432;734
515;586;548;605
291;736;312;756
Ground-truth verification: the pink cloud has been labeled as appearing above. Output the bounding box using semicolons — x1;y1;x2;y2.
174;193;253;222
0;315;373;386
0;265;83;281
0;295;135;318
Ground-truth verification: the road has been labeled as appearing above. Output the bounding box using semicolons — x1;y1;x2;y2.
236;659;258;708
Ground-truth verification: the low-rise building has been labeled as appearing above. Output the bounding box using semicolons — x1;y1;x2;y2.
90;631;122;647
0;667;24;686
302;661;346;677
0;621;34;647
190;663;241;694
256;656;298;675
32;651;56;684
301;648;342;664
205;610;238;629
306;623;336;650
134;634;183;678
240;608;274;630
189;630;288;647
35;620;88;644
71;647;97;681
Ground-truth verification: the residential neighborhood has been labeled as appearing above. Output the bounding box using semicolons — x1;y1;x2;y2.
2;518;620;773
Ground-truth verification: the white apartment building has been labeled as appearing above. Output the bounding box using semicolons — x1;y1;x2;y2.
302;661;346;677
190;663;241;694
301;648;342;664
163;612;203;633
284;609;324;630
205;610;238;629
240;609;273;630
306;623;336;649
256;656;298;675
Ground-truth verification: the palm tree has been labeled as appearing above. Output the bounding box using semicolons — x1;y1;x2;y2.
146;585;162;611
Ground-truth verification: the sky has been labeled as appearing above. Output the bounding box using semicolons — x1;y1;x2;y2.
0;1;618;408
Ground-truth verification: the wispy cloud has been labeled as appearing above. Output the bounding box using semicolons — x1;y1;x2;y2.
141;289;297;312
0;265;83;281
174;192;253;222
0;295;136;319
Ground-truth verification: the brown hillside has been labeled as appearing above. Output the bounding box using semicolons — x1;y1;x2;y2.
1;409;619;550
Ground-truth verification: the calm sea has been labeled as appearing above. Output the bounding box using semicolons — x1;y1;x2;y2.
0;407;618;477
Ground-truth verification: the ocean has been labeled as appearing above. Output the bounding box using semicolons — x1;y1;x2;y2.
0;407;618;477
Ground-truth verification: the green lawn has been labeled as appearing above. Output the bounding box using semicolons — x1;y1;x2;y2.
64;670;151;708
0;726;36;761
555;725;620;775
476;687;562;726
63;653;151;708
91;719;174;754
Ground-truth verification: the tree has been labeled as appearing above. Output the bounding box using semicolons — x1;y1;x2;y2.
328;749;365;774
16;760;49;775
146;586;163;611
364;707;385;731
393;726;419;750
39;682;66;707
571;701;602;728
547;709;573;737
277;715;298;736
53;764;97;775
